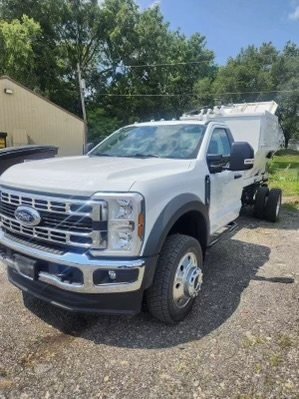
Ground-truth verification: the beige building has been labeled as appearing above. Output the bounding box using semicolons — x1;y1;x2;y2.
0;76;85;156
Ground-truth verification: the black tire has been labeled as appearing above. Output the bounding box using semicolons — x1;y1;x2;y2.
146;234;203;324
264;188;282;223
254;186;269;219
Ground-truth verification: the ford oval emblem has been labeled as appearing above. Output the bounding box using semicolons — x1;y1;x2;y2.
14;206;41;227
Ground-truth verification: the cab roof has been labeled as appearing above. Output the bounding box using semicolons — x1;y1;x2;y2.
129;120;207;128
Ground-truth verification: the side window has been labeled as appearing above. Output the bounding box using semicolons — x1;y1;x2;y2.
207;128;231;157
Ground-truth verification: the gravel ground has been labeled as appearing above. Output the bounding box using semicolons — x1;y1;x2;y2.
0;208;298;399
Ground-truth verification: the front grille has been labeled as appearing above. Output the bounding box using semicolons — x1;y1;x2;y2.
0;188;107;249
0;202;92;232
3;232;66;255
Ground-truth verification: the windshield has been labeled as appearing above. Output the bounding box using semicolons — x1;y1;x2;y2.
89;124;206;159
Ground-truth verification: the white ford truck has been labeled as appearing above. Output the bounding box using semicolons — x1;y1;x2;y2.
0;102;282;323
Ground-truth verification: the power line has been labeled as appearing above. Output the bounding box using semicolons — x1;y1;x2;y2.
119;60;214;68
117;55;299;69
97;89;299;97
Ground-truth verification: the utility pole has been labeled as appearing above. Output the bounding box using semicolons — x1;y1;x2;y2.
77;63;88;150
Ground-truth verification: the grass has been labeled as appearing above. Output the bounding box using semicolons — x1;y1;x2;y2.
0;367;7;378
277;335;294;350
270;354;283;367
268;150;299;202
282;202;299;211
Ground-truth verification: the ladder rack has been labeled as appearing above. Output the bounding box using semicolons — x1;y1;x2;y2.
180;101;278;122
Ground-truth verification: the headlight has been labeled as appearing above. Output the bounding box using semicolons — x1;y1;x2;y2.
91;192;145;257
110;199;135;220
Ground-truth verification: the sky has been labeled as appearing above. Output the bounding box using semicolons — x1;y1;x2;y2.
138;0;299;64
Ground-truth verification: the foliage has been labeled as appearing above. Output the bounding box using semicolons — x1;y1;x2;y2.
87;107;121;144
90;2;215;124
275;43;299;148
0;0;81;111
212;43;279;103
0;15;41;83
268;151;299;197
57;0;104;73
0;1;298;145
204;42;299;148
282;201;299;211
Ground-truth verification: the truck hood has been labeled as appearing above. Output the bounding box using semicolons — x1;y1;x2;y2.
0;156;192;196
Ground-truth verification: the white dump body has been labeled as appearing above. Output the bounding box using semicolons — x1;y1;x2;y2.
181;101;283;182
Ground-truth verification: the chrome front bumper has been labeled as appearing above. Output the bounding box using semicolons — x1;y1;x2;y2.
0;231;145;294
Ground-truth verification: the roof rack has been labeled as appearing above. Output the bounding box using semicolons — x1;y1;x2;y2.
180;101;278;122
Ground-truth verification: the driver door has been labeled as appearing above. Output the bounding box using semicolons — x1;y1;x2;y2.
207;128;242;233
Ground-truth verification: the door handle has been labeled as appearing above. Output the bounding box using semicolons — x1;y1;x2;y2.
234;174;242;179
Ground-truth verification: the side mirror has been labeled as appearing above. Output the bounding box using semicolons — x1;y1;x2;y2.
85;142;94;154
230;142;254;171
207;154;228;174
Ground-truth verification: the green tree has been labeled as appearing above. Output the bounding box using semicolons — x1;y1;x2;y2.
91;1;215;126
0;0;66;91
57;0;105;74
212;43;278;104
0;15;41;83
0;0;104;114
0;0;216;136
274;43;299;148
208;43;299;147
87;107;121;144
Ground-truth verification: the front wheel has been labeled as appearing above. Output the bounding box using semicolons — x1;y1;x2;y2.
146;234;203;324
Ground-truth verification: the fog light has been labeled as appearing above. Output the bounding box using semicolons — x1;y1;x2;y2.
108;270;117;280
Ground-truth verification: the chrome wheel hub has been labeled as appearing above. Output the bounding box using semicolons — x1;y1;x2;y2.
173;252;203;309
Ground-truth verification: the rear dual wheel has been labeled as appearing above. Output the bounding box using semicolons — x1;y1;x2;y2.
254;186;282;222
254;186;269;219
264;188;282;222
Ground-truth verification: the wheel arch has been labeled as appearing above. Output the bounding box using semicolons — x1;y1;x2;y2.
143;194;210;258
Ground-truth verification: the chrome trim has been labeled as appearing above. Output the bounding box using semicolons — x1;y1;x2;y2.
1;214;103;249
0;230;145;293
3;233;65;255
0;187;108;250
0;187;106;219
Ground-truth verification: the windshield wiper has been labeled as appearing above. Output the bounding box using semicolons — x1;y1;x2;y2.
130;153;161;158
90;153;161;158
90;153;116;157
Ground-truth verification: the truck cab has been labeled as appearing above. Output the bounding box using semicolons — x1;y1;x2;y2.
0;102;282;324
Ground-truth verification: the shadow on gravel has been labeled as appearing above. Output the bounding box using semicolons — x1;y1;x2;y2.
24;236;273;349
241;207;299;231
24;211;298;348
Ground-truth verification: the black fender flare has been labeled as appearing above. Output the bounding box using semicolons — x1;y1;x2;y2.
143;193;210;258
141;194;210;289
